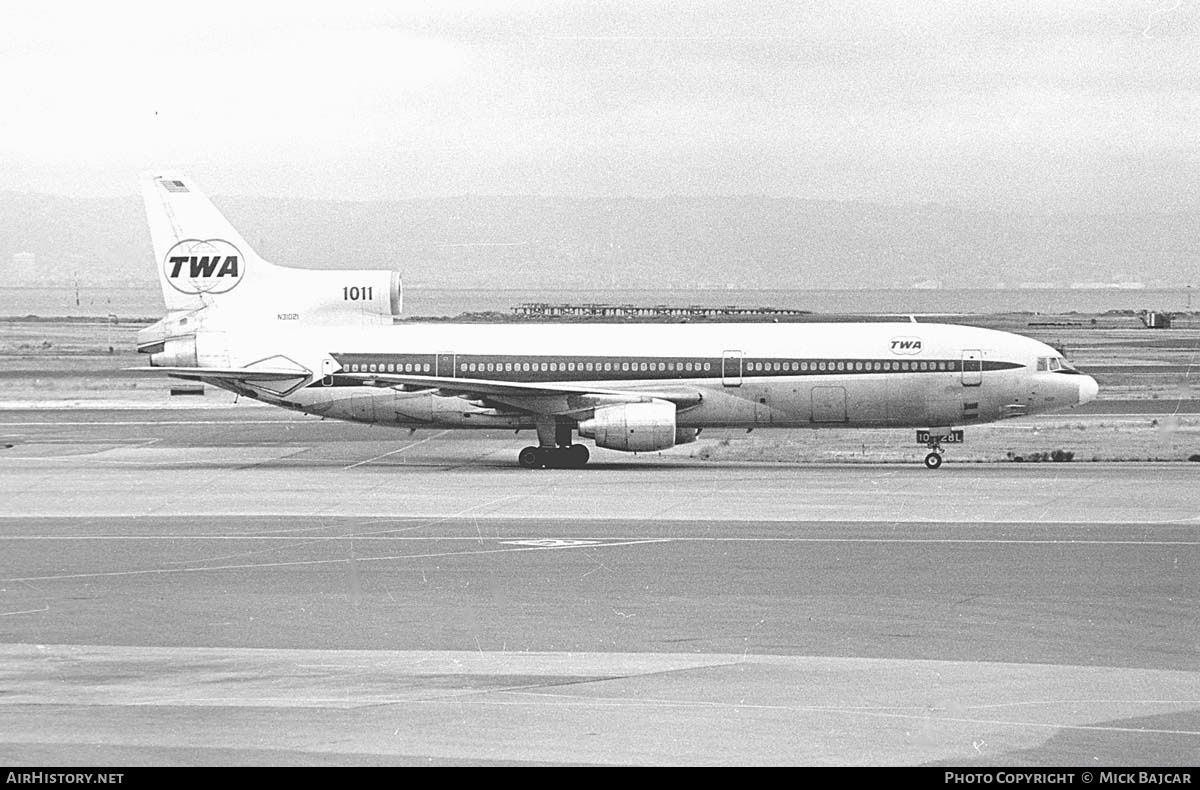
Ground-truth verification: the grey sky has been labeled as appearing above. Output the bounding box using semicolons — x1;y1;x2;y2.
1;0;1196;211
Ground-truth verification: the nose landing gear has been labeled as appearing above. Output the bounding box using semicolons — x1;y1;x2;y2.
917;428;962;469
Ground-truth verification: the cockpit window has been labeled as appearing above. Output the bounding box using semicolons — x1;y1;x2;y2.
1039;355;1080;373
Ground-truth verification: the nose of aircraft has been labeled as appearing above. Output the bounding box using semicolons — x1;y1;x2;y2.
1078;375;1099;405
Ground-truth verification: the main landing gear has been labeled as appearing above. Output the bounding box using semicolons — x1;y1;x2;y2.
518;419;590;469
518;444;590;469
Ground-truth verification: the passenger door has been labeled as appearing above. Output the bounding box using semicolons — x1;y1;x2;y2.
961;350;982;387
722;350;743;387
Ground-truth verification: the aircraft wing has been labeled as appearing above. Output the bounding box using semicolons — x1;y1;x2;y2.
338;372;703;415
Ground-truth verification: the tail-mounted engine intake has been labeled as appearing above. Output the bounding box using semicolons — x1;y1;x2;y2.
268;269;402;325
578;400;678;452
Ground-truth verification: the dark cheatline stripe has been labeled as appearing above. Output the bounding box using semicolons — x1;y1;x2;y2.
324;353;1024;384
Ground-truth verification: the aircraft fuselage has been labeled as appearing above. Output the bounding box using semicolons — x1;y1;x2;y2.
178;319;1096;431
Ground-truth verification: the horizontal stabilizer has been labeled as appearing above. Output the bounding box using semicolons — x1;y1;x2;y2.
126;366;312;381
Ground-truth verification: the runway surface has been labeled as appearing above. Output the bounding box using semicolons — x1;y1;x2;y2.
0;406;1197;765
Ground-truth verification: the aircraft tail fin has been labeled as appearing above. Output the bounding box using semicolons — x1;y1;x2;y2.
142;171;277;313
141;171;403;326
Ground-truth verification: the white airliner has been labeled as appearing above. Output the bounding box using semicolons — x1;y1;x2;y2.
133;173;1098;469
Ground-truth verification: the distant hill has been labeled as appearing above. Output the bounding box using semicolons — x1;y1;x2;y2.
1;193;1197;289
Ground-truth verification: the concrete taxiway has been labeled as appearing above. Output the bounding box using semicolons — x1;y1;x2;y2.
0;406;1197;765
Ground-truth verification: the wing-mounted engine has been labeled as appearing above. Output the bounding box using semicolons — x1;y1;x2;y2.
577;400;679;452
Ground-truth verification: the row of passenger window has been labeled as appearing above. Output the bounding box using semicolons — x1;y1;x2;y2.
458;360;715;374
341;360;717;374
339;358;960;375
345;362;432;374
746;359;958;372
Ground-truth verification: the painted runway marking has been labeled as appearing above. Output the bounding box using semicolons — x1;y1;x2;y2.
965;698;1200;710
0;539;672;583
166;492;530;565
0;606;49;617
343;430;451;469
501;539;602;547
1;536;1198;546
437;691;1200;738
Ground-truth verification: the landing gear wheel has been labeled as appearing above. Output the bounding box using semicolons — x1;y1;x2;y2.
518;446;542;469
924;452;943;470
566;443;590;468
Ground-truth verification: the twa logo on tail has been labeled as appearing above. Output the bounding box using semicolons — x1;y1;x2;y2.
163;239;244;294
